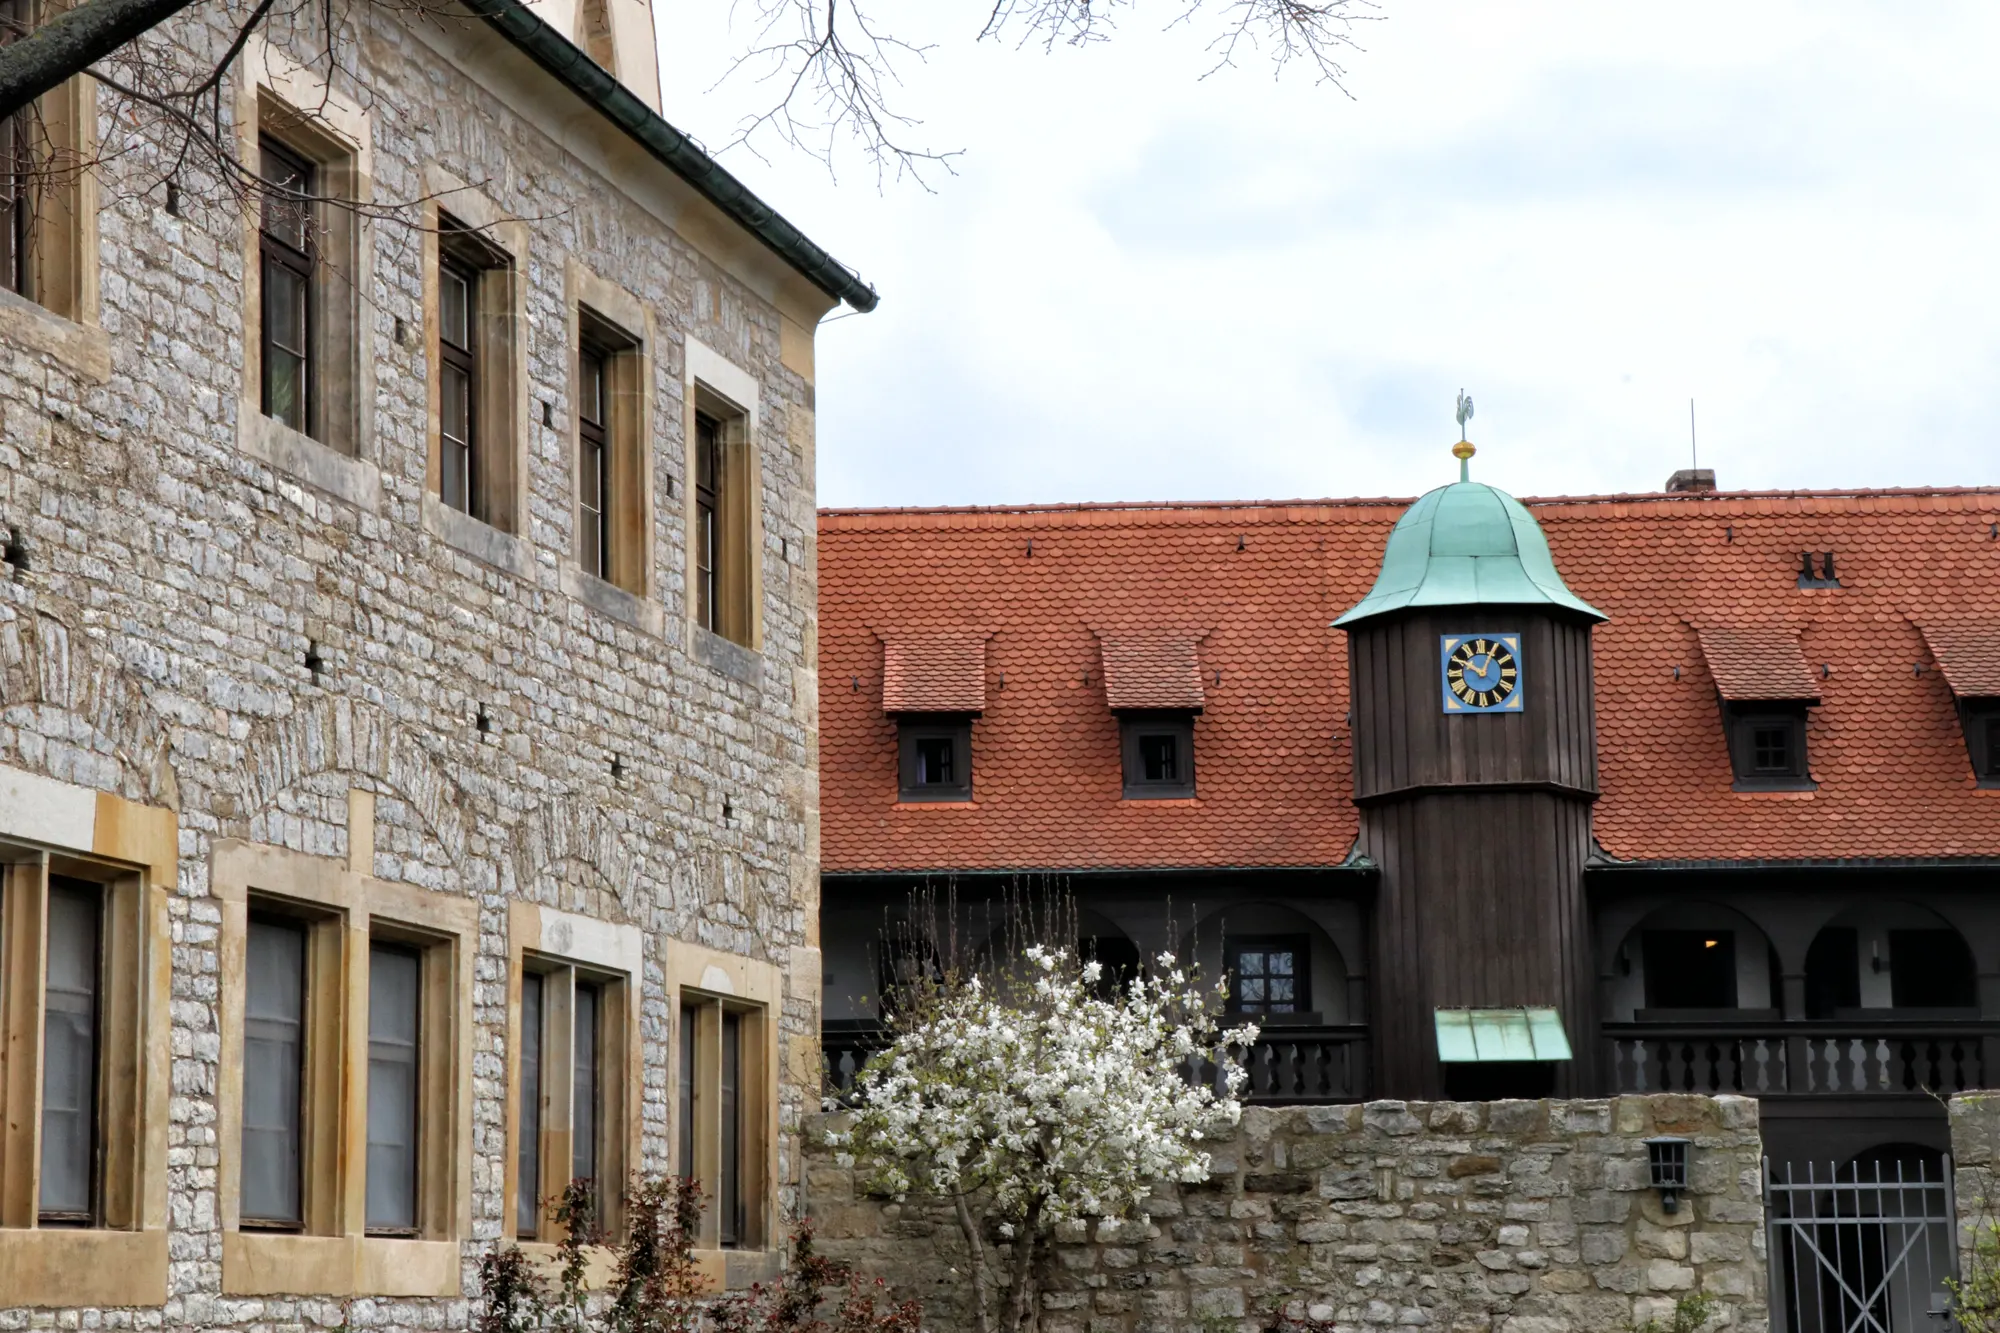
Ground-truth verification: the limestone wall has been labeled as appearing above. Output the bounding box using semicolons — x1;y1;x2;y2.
807;1095;1769;1333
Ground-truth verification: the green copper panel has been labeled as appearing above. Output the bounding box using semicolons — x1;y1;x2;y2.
1335;482;1605;628
1433;1007;1574;1062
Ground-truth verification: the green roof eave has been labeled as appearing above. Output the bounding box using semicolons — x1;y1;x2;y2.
1334;482;1605;628
464;0;878;314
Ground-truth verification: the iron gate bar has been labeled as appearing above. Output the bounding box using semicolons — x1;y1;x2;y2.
1764;1155;1957;1333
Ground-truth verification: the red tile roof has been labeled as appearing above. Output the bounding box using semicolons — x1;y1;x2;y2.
819;487;2000;872
1100;632;1207;711
880;634;989;714
1694;627;1821;702
1921;624;2000;698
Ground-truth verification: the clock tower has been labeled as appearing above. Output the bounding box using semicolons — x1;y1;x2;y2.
1335;440;1606;1098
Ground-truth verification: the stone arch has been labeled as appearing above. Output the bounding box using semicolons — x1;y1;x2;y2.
511;794;646;925
0;609;175;804
234;696;469;867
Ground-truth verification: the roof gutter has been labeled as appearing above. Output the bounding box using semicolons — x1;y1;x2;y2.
463;0;879;314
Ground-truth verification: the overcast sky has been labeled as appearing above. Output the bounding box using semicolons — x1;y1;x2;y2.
655;2;2000;508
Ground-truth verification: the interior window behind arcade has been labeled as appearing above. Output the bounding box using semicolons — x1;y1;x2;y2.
1642;930;1737;1010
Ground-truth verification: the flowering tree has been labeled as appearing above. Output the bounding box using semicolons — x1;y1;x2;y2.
830;944;1258;1333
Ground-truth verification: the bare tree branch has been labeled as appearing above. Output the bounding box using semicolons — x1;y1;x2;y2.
714;0;1379;186
0;0;203;117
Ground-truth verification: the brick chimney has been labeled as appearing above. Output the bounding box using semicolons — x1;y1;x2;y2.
1666;468;1716;494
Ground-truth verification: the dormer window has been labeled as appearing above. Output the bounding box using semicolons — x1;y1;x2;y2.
1120;712;1195;798
1917;626;2000;789
1097;630;1207;802
898;718;972;802
1695;627;1820;793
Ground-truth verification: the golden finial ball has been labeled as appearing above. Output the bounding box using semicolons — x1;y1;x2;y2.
1452;440;1476;462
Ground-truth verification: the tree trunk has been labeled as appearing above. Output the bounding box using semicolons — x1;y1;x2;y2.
953;1192;994;1333
0;0;205;118
1003;1196;1045;1333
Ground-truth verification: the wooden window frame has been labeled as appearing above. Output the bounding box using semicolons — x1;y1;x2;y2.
0;0;93;331
0;772;173;1308
1724;702;1816;792
511;953;631;1242
1224;934;1309;1016
1119;711;1197;799
0;850;145;1233
569;295;649;595
242;85;367;460
257;133;316;436
213;837;474;1298
665;940;781;1276
685;338;763;652
896;716;973;802
430;214;520;529
505;902;643;1256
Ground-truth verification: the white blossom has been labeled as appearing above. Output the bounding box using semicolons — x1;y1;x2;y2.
832;946;1257;1235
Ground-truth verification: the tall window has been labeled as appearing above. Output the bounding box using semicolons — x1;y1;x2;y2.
1226;936;1307;1016
258;137;314;436
694;410;721;631
0;0;31;299
437;254;477;515
0;847;146;1235
241;915;307;1228
677;993;765;1249
38;878;102;1224
365;943;421;1234
516;961;625;1239
577;343;610;580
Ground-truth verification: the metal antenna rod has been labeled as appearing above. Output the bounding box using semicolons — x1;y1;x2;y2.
1690;398;1697;471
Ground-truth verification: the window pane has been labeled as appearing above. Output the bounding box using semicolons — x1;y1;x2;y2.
695;413;719;492
720;1010;741;1247
572;982;599;1191
366;944;421;1232
441;362;471;513
243;918;307;1226
916;736;953;785
678;1004;695;1179
696;503;716;630
580;350;605;427
1141;734;1178;782
259;141;312;253
517;972;543;1237
440;266;470;350
40;878;100;1221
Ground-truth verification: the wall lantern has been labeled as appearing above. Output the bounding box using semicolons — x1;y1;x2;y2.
1646;1137;1691;1213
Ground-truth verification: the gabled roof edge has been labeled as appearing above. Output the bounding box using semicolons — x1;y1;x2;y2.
465;0;879;314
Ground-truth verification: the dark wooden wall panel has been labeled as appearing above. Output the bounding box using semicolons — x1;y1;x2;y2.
1351;607;1600;1098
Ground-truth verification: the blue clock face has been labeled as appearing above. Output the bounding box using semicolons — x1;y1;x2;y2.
1440;633;1524;713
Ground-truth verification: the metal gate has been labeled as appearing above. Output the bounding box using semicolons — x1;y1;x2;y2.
1765;1156;1958;1332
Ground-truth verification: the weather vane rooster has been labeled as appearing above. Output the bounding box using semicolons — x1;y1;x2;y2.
1453;389;1476;480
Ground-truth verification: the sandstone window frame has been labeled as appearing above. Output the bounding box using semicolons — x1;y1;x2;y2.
0;0;104;380
233;37;380;509
213;831;475;1298
684;338;763;652
505;901;644;1252
0;766;174;1308
421;169;528;539
666;940;780;1268
565;260;654;599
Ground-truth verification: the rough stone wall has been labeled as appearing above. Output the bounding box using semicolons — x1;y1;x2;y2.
807;1095;1770;1333
0;3;825;1328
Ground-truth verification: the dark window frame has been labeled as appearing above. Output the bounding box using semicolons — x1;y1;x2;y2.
1640;929;1740;1012
0;0;37;300
363;939;423;1237
1225;934;1309;1016
1723;701;1815;791
515;956;624;1239
896;716;973;802
694;409;721;633
576;340;611;581
1959;698;2000;788
1119;711;1196;799
257;135;317;437
37;875;105;1227
436;246;479;518
240;907;311;1231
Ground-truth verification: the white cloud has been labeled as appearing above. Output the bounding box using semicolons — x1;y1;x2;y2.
656;0;2000;505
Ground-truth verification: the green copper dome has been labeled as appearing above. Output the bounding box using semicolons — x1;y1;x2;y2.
1334;481;1605;628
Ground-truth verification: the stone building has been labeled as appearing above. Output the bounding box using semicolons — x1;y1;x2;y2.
0;0;867;1322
